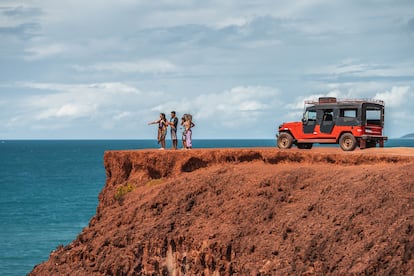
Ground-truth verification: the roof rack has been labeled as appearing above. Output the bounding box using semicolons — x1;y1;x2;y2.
304;97;384;106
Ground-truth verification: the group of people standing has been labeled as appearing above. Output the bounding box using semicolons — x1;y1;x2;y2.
148;111;195;150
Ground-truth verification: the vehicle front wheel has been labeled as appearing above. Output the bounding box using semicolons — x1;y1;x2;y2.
339;133;357;151
277;133;294;149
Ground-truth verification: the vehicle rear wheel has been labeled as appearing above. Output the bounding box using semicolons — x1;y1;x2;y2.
277;133;293;149
297;143;313;149
339;133;357;151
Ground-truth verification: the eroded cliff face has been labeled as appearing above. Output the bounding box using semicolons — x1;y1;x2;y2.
30;148;414;275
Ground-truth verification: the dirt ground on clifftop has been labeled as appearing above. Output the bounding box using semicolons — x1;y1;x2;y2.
30;148;414;275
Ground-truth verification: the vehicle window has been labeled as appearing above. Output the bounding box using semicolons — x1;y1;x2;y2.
367;109;381;120
340;109;357;118
366;108;381;125
306;110;317;121
322;110;333;121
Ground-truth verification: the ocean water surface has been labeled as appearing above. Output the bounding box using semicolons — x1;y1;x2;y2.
0;139;413;275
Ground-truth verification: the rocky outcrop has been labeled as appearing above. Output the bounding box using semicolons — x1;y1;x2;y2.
30;148;414;275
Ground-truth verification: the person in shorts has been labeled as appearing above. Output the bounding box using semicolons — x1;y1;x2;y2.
168;111;178;149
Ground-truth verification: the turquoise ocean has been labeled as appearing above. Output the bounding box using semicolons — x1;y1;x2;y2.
1;139;413;276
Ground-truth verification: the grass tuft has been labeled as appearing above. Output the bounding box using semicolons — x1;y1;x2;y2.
114;183;135;202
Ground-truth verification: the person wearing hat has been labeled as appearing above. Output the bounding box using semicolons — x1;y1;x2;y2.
183;113;195;149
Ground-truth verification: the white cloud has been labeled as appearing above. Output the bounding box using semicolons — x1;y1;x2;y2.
72;59;178;74
286;90;347;112
190;86;280;128
310;60;383;78
0;3;41;27
24;43;66;60
214;16;249;29
243;39;282;49
15;82;142;123
142;85;281;131
113;111;131;121
374;86;410;108
35;103;93;120
19;81;140;94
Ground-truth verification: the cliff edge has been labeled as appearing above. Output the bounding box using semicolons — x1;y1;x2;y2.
30;148;414;275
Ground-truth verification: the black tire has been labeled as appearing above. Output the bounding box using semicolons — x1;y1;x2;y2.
277;133;294;149
297;143;313;149
339;133;357;151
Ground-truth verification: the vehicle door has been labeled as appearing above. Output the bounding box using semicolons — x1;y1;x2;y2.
319;109;335;135
302;109;317;134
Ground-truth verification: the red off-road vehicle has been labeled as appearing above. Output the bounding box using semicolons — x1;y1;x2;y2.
276;97;387;151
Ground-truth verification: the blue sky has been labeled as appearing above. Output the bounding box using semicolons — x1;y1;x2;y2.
0;0;413;139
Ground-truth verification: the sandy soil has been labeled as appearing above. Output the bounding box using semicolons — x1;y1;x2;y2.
30;147;414;275
288;147;414;156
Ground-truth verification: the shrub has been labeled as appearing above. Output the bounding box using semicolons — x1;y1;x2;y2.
146;178;164;187
114;183;135;202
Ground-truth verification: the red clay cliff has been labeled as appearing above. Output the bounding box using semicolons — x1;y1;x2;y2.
30;148;414;275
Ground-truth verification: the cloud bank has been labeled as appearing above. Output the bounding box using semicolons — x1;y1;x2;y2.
1;0;413;139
